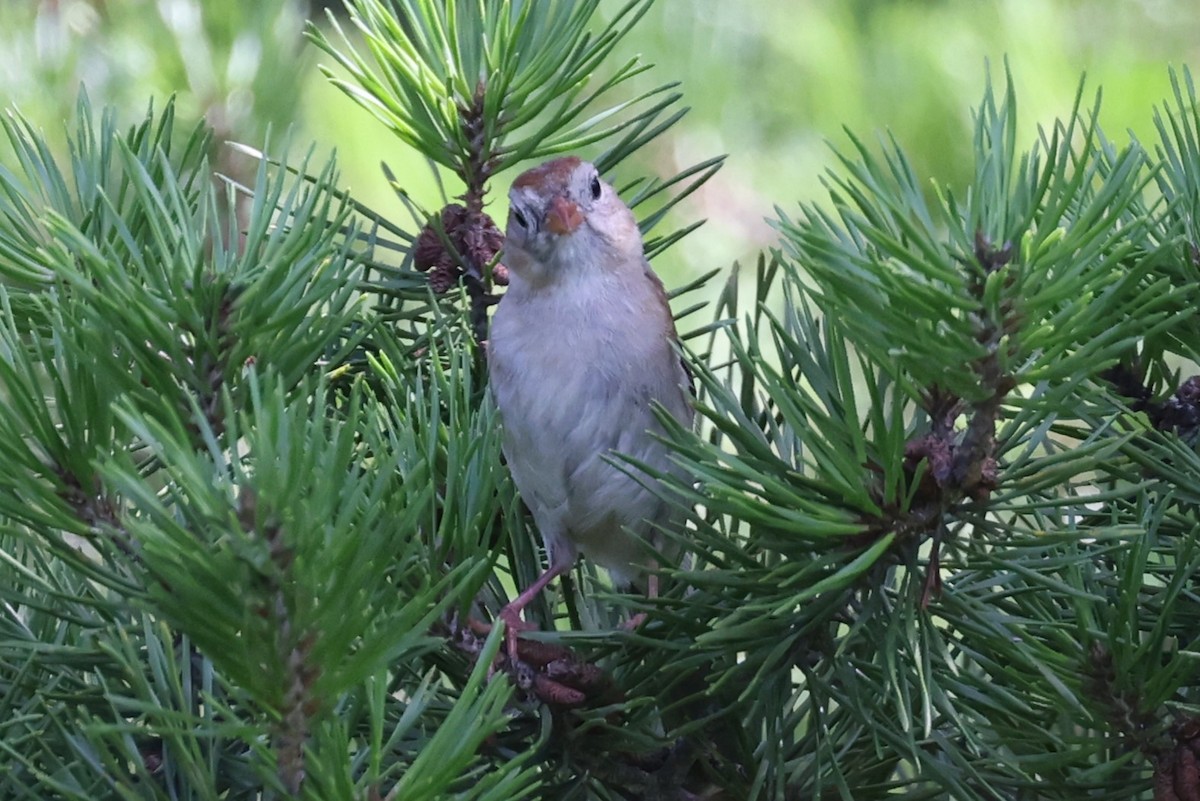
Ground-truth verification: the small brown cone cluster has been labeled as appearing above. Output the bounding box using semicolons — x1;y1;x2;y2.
455;616;616;708
412;204;507;293
503;635;614;708
1156;718;1200;801
1161;376;1200;442
1102;366;1200;443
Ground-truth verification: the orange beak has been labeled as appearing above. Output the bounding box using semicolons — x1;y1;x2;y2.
545;195;583;235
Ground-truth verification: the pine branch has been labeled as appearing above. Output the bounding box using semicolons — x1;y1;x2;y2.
307;0;721;340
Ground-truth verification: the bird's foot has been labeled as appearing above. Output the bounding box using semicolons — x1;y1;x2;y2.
621;611;649;632
458;613;614;708
466;611;534;636
498;605;538;662
465;608;539;664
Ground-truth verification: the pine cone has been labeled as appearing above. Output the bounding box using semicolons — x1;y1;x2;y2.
1154;717;1200;801
428;262;459;294
413;203;503;294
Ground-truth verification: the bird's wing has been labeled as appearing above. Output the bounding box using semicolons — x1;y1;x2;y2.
642;260;697;420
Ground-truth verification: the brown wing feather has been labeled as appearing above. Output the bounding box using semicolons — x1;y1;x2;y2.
642;260;697;404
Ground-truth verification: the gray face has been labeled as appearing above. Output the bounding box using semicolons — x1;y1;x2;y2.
506;156;608;262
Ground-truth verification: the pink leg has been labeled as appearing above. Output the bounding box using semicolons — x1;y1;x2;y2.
622;572;660;631
498;561;572;660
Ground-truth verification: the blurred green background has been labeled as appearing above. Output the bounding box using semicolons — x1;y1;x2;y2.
4;0;1200;289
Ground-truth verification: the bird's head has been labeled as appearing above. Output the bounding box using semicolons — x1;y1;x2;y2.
504;157;643;286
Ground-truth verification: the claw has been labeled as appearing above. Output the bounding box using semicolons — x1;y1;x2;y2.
498;605;537;666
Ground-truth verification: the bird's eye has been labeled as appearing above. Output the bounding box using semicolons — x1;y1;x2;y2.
511;208;528;228
589;175;602;200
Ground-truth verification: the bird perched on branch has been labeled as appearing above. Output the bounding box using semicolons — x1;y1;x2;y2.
487;156;694;661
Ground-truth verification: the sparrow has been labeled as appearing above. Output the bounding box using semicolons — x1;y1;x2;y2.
487;156;694;657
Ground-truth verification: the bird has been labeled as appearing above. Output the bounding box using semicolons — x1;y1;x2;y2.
487;156;694;659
